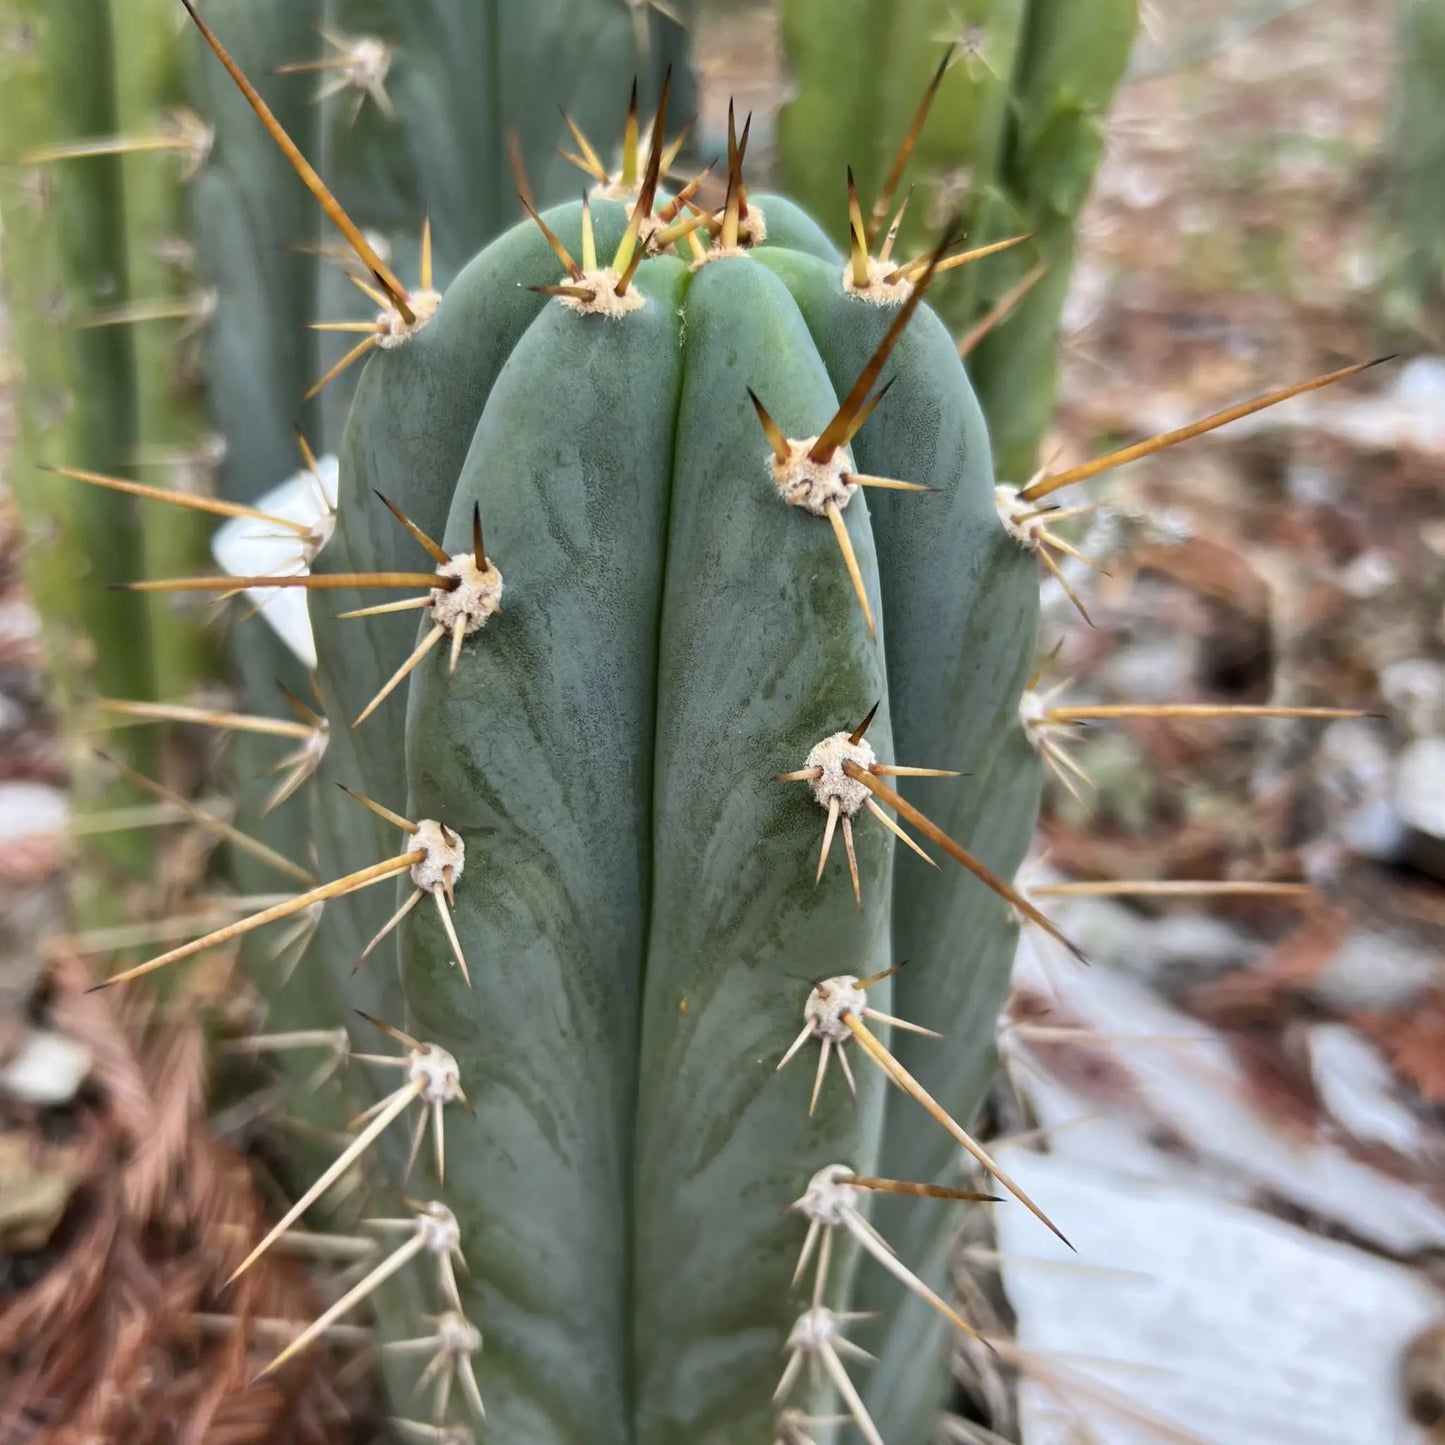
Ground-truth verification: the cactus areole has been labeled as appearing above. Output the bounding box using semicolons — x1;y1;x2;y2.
299;148;1045;1437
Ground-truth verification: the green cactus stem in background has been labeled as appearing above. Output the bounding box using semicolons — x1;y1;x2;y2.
1380;0;1445;331
776;0;1138;481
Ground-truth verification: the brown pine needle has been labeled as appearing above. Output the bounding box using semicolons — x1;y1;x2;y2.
826;506;876;638
354;624;446;728
91;851;422;990
305;334;379;399
844;1014;1071;1248
97;697;314;740
958;259;1049;358
97;752;315;886
842;762;1085;962
1049;703;1363;722
180;0;412;318
887;231;1032;284
44;464;311;534
867;44;954;245
846;1176;999;1203
117;569;440;593
1030;880;1313;899
810;225;958;462
1019;357;1392;503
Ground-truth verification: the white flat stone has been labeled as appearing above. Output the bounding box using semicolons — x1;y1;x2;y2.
995;1148;1440;1445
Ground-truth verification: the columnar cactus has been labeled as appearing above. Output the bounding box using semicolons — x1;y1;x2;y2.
102;21;1051;1429
12;4;1381;1443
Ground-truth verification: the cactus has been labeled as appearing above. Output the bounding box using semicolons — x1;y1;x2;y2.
12;4;1386;1443
1380;0;1445;331
776;0;1138;481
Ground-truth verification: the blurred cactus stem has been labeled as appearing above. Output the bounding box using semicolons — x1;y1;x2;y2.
777;0;1138;481
1380;0;1445;333
0;0;204;888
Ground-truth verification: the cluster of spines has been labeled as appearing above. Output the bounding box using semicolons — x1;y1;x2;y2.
35;4;1383;1437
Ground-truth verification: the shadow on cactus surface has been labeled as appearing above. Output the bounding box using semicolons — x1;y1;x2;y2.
0;2;1395;1442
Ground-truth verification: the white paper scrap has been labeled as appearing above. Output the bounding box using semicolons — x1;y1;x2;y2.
210;455;339;669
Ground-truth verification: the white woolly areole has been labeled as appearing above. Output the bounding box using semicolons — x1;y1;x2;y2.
1017;688;1047;739
376;287;441;349
591;178;641;203
737;208;768;247
995;483;1044;550
772;438;855;517
416;1201;461;1254
802;975;867;1045
431;553;503;635
689;244;748;271
841;256;913;308
341;36;392;89
786;1306;845;1353
794;1163;860;1225
804;731;877;816
410;818;465;893
407;1041;463;1105
558;268;647;317
435;1310;482;1354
